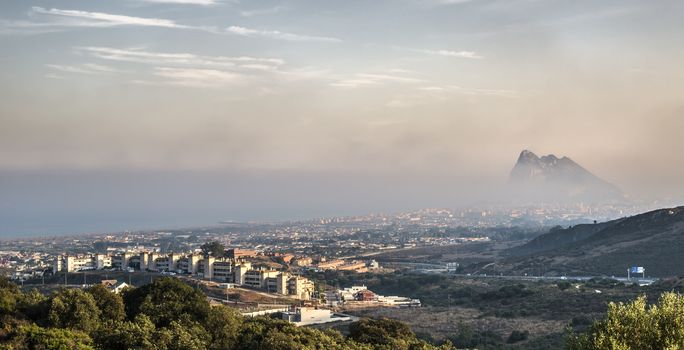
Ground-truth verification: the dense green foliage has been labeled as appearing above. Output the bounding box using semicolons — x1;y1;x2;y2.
348;318;449;349
48;288;101;333
201;242;226;258
87;284;126;323
567;292;684;350
0;277;455;350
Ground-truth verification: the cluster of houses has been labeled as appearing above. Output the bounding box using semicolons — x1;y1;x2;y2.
329;285;421;308
285;255;381;273
52;249;316;300
1;251;52;281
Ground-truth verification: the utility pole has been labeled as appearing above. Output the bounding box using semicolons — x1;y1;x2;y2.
64;271;67;286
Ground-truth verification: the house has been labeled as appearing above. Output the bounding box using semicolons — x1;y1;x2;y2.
111;282;129;294
100;280;129;294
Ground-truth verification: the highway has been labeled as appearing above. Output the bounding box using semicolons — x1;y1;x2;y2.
411;269;658;285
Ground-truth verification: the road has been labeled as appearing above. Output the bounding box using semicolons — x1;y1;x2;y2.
413;270;658;285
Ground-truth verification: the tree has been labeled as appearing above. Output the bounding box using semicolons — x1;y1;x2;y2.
16;289;49;325
6;323;94;350
507;330;529;343
0;287;18;316
93;314;157;350
86;284;125;322
154;319;209;350
232;317;372;350
48;288;101;333
448;322;476;348
567;292;684;350
558;281;572;291
123;277;209;327
349;318;415;349
205;305;242;350
0;275;456;350
200;242;225;258
0;277;19;315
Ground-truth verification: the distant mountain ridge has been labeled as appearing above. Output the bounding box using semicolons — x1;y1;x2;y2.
489;206;684;277
509;149;623;203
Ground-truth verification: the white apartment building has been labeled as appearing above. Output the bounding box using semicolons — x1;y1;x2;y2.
51;250;316;300
53;255;95;273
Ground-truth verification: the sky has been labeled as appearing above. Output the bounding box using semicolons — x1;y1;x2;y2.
1;0;683;236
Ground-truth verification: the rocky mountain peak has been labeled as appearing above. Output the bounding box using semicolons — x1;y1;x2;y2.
509;149;623;203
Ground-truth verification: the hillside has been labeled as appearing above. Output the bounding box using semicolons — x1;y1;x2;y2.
488;206;684;277
505;221;615;257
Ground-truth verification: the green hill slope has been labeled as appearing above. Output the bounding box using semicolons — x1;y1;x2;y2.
490;207;684;277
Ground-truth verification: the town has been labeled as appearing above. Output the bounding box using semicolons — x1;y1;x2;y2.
0;203;668;331
1;203;657;283
1;204;681;348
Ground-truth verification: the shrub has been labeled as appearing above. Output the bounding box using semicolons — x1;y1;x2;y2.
507;330;529;343
567;292;684;350
558;281;572;291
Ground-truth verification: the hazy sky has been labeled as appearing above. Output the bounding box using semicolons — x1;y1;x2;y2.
1;0;683;235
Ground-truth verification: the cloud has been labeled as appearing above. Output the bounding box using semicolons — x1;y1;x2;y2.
151;67;244;87
433;0;473;4
416;0;474;7
542;7;637;27
277;67;334;81
73;47;293;87
1;8;216;35
386;99;416;108
331;73;425;88
77;46;285;68
227;26;341;42
31;7;196;29
387;68;413;74
240;6;285;17
137;0;220;5
0;20;65;35
357;74;424;83
390;45;482;59
419;85;519;97
44;73;64;79
384;84;520;109
45;63;119;75
9;8;339;43
411;48;483;59
70;46;334;88
417;86;445;91
238;64;279;72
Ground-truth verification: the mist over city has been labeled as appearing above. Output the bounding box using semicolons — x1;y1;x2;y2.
2;0;684;236
1;1;683;349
